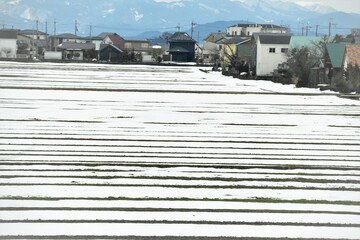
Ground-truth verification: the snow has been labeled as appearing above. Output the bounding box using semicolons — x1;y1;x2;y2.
0;61;359;238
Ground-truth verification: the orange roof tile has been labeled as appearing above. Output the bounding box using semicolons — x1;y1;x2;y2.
345;45;360;67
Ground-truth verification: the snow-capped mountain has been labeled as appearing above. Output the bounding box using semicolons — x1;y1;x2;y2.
0;0;358;38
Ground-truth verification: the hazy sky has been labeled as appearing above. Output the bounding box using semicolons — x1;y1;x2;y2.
289;0;360;13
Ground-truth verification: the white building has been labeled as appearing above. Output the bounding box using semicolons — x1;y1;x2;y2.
227;24;288;37
0;29;18;58
19;29;48;40
252;33;291;76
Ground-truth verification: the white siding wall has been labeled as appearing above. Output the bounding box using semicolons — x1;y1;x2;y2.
256;39;288;76
0;39;17;58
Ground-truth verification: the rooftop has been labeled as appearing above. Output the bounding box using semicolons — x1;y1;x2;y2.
204;32;227;43
326;43;346;68
106;34;124;46
169;32;196;42
19;29;47;36
254;33;292;44
0;29;17;39
52;33;81;39
230;23;283;29
222;37;251;45
57;42;95;50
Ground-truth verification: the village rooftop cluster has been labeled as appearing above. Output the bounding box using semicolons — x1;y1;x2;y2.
0;23;360;90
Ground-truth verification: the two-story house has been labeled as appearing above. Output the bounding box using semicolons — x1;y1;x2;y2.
17;33;33;58
252;33;291;76
103;33;125;50
124;40;152;62
203;32;227;64
220;37;251;73
19;29;49;56
168;32;196;62
49;33;84;51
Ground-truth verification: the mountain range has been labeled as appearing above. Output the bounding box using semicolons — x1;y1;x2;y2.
0;0;359;41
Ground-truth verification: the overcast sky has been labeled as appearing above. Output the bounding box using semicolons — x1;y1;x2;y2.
290;0;360;13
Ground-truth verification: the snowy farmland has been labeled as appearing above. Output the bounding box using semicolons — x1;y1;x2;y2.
0;61;359;239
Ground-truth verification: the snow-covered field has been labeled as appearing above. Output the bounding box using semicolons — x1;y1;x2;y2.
0;61;359;239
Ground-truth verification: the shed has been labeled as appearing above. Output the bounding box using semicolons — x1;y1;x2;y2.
168;32;196;62
99;44;123;62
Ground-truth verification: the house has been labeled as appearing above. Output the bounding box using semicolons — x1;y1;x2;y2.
19;29;47;40
56;42;95;61
195;43;203;61
99;44;123;62
84;36;103;51
220;37;251;73
0;29;18;58
252;33;291;76
203;32;227;64
343;45;360;70
124;40;152;62
17;33;33;58
103;33;125;50
20;29;49;54
227;24;288;37
325;43;346;83
49;33;84;51
168;32;196;62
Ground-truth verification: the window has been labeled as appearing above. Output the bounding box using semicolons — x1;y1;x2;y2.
281;48;288;53
269;48;275;53
125;42;132;48
141;43;148;48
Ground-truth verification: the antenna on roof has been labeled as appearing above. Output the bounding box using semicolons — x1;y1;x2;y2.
176;24;181;32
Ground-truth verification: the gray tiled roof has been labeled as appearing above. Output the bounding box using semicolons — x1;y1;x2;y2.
222;37;250;45
0;29;17;39
52;33;81;39
57;42;95;50
19;29;47;36
169;32;196;42
254;33;292;44
204;32;227;42
100;44;123;53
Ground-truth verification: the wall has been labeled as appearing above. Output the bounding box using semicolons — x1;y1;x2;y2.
256;41;289;76
0;39;17;58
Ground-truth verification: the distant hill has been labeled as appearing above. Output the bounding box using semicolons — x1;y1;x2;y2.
0;0;359;41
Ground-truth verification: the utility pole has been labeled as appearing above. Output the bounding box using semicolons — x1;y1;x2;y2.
89;22;93;42
316;24;319;36
75;20;78;36
32;27;35;58
191;20;197;38
305;22;312;36
328;18;336;37
45;20;48;51
54;19;57;36
35;18;39;59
